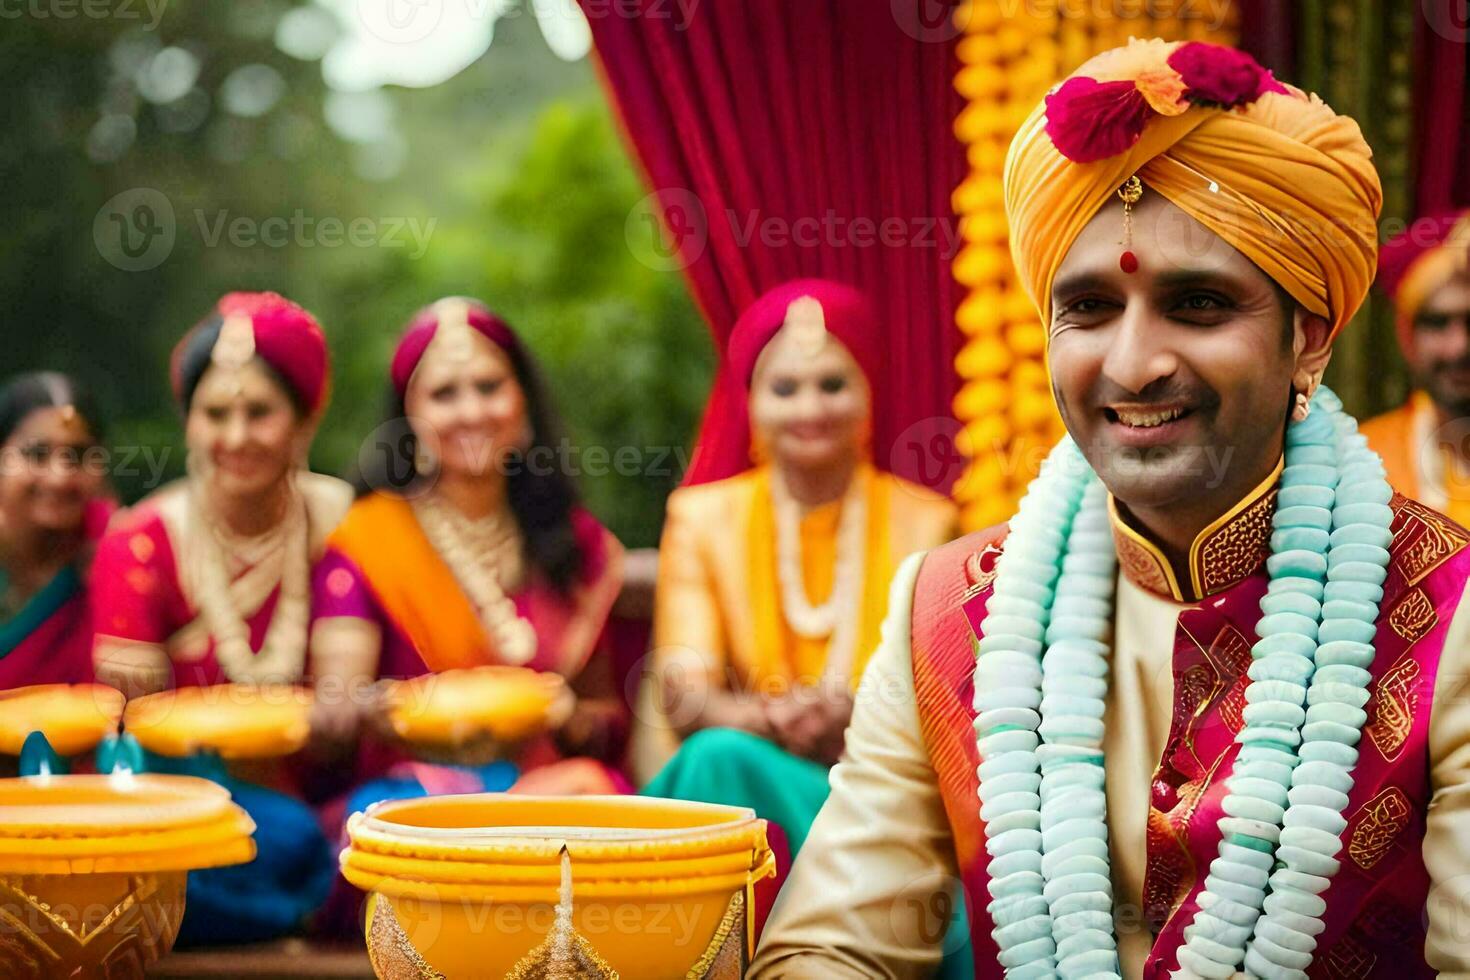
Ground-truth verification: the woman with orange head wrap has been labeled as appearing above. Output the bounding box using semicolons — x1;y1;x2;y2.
636;279;957;871
1361;211;1470;526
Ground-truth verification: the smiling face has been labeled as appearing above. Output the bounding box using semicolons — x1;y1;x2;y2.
1047;190;1331;521
404;331;527;480
749;331;871;471
1407;273;1470;419
0;407;102;533
185;359;304;500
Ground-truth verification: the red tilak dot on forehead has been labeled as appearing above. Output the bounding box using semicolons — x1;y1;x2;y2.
1119;250;1139;274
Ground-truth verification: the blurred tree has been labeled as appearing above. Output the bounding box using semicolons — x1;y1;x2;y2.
0;1;710;547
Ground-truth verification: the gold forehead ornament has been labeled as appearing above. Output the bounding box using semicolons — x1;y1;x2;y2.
211;313;255;399
783;296;827;358
424;298;479;366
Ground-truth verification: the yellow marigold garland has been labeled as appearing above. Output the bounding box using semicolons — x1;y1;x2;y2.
949;1;1240;531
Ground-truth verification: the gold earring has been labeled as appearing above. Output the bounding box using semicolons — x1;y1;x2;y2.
1291;390;1311;422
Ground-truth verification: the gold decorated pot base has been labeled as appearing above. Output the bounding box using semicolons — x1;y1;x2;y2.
366;887;748;980
0;871;185;980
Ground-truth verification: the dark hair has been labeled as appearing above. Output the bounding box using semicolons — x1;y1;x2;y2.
349;337;585;594
174;316;308;416
0;372;102;446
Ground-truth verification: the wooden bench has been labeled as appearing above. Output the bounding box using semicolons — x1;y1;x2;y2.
146;939;374;978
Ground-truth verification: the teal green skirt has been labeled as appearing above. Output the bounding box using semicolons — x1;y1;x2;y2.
642;727;975;978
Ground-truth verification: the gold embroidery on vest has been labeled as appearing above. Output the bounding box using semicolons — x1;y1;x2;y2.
1194;486;1275;597
1112;525;1175;599
1319;934;1377;980
1143;807;1194;933
1392;495;1469;586
1202;624;1253;734
1364;654;1420;761
1388;587;1437;642
1348;786;1413;871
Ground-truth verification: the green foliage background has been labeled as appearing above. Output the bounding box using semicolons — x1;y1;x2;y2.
0;1;712;547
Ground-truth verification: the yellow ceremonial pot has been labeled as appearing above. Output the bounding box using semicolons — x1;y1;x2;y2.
0;773;255;979
123;683;314;759
0;684;125;757
342;794;775;979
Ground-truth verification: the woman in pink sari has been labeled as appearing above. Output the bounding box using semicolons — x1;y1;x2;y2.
311;297;628;810
91;292;352;696
0;372;112;693
89;291;352;946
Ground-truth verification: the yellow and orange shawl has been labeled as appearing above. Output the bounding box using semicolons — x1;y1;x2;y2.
326;492;623;678
1361;393;1470;530
632;464;957;780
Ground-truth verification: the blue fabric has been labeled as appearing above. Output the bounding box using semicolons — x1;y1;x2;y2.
0;564;79;658
342;759;520;822
143;752;335;948
643;727;975;979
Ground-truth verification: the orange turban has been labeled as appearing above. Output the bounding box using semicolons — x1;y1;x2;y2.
1004;39;1382;340
1377;209;1470;352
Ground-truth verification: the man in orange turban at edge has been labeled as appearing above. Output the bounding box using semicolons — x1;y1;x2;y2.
1361;211;1470;528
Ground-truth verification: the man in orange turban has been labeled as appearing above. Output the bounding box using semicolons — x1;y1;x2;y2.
750;40;1470;979
1360;211;1470;527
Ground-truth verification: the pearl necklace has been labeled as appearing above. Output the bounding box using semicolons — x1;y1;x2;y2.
771;467;867;680
411;492;537;666
972;387;1393;979
189;479;312;685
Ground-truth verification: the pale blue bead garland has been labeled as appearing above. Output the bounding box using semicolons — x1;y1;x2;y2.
971;387;1393;979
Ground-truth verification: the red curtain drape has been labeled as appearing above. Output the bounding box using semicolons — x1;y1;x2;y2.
582;0;967;488
1236;0;1294;78
1414;1;1470;213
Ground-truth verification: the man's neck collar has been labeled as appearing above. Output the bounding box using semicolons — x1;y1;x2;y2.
1108;456;1284;603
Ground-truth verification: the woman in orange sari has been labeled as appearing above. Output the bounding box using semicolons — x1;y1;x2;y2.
637;279;958;860
311;297;627;811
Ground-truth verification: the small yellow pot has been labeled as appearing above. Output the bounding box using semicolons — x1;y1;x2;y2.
0;773;256;979
342;794;775;979
381;666;566;749
123;683;314;759
0;684;125;757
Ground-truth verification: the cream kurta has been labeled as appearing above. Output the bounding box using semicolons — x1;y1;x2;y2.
749;552;1470;979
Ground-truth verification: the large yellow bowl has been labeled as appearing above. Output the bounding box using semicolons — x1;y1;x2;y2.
382;666;565;748
0;773;256;979
0;684;125;756
342;794;774;979
123;683;313;759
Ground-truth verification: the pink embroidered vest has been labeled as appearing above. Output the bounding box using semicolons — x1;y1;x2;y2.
910;490;1470;978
